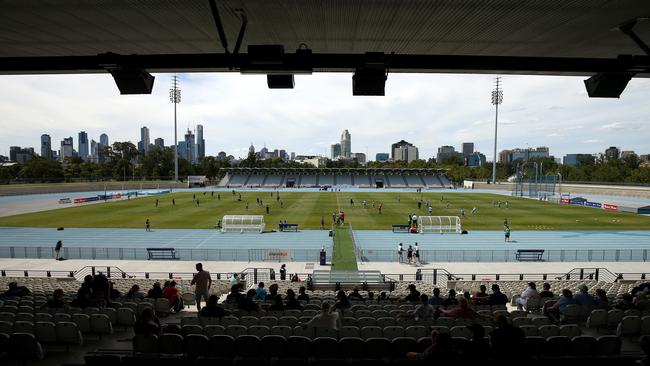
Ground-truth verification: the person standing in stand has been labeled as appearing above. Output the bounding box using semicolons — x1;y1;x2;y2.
407;245;413;264
55;240;63;260
398;243;404;263
280;264;287;280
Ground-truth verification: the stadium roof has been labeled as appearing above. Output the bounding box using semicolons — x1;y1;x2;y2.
1;0;650;77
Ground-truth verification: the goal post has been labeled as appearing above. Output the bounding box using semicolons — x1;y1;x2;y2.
220;215;265;233
417;216;462;234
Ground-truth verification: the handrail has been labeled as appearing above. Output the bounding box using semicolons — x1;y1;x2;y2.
555;268;619;282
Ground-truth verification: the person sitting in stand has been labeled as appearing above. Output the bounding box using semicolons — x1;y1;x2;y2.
406;331;458;361
134;308;161;336
488;284;509;306
123;285;144;302
443;289;459;307
225;285;242;305
238;289;260;312
1;281;32;298
72;275;94;308
108;281;121;302
348;287;364;301
377;292;390;303
285;289;303;310
147;282;163;299
254;282;267;301
403;284;421;302
439;297;490;320
199;295;230;318
297;286;310;302
265;283;279;302
614;293;636;311
428;288;446;306
573;284;596;306
489;315;525;360
539;283;554;298
367;291;375;301
42;289;67;310
544;289;574;323
302;302;340;330
268;294;285;312
401;294;435;321
594;288;609;310
291;273;300;282
332;290;351;313
516;282;539;310
473;285;489;304
162;281;183;313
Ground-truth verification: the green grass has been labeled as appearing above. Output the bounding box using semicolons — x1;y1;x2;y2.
0;180;175;189
332;226;359;271
0;191;649;230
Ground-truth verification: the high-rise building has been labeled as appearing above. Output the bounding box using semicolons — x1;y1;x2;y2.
375;153;390;162
462;142;474;156
331;143;341;159
249;144;255;156
290;152;296;160
90;140;98;162
436;146;463;163
139;126;150;153
182;129;196;163
340;130;351;158
196;124;205;161
60;137;74;161
563;154;595;166
620;150;636;159
466;152;486;167
604;146;620;161
100;133;109;146
499;147;550;163
40;134;52;159
9;146;34;164
391;140;419;162
498;149;512;163
78;131;89;160
154;138;165;149
353;153;366;165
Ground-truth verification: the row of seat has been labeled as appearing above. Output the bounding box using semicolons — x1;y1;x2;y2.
131;333;623;359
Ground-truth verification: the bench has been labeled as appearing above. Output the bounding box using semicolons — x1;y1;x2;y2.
279;223;299;232
146;248;179;260
392;224;410;233
516;249;544;261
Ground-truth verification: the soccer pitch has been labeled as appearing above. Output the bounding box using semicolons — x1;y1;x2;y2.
0;191;648;230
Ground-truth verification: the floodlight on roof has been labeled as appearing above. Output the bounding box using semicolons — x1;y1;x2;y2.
353;52;387;96
584;72;634;98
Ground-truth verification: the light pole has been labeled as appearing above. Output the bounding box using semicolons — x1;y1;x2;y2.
170;75;181;181
491;77;503;184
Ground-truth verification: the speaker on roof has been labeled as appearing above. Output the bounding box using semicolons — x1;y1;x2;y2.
109;69;155;95
267;74;295;89
584;72;633;98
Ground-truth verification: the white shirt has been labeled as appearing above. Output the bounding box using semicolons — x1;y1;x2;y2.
306;311;339;330
398;245;403;252
517;288;540;305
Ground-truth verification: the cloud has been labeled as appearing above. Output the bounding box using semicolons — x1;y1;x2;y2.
600;122;625;130
583;139;602;144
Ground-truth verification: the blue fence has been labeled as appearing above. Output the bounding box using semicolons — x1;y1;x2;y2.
0;246;330;262
356;249;648;262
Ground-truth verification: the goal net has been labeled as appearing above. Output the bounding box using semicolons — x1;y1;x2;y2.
418;216;462;234
220;215;265;233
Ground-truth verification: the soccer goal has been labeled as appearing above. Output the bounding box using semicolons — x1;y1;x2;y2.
418;216;462;234
220;215;265;233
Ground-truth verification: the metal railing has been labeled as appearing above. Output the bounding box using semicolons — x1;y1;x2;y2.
356;248;648;262
0;246;330;263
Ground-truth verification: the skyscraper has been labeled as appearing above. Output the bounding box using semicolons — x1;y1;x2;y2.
331;143;341;159
139;126;150;153
341;129;351;158
391;140;419;162
462;142;474;156
60;137;73;161
90;140;98;162
78;131;89;160
183;129;196;163
196;124;205;161
40;134;52;159
154;138;165;149
100;133;109;146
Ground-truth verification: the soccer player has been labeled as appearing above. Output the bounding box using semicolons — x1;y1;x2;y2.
504;225;511;242
471;207;477;215
145;219;151;232
428;205;433;215
320;215;325;229
460;208;465;217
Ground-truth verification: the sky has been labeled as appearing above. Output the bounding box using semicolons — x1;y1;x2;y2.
1;72;649;161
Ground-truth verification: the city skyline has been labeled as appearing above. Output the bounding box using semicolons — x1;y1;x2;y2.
1;73;649;160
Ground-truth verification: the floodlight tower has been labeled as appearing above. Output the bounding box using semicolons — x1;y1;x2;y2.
491;77;503;184
170;75;181;181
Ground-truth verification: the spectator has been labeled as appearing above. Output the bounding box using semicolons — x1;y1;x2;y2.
291;273;300;282
225;285;242;304
348;287;364;301
404;284;421;302
123;285;144;302
367;292;375;301
473;285;489;304
594;289;609;310
488;284;509;306
200;295;229;318
516;282;540;310
134;308;161;336
280;264;287;280
255;282;267;301
631;283;650;297
402;294;434;321
269;294;285;311
428;287;445;306
490;315;525;359
304;302;340;330
285;289;302;310
406;331;458;361
229;273;240;287
615;293;636;311
332;290;351;312
191;262;212;312
636;292;650;312
296;286;310;302
545;289;574;323
377;292;390;303
573;284;596;306
108;281;121;301
238;289;260;312
539;282;554;298
72;276;94;308
147;282;163;299
440;297;488;320
162;281;183;313
466;324;490;357
1;281;31;298
91;273;109;304
443;289;458;307
265;283;279;302
42;289;67;310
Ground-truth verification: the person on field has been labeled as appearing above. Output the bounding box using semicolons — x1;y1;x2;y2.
504;225;511;242
145;219;151;232
55;240;63;260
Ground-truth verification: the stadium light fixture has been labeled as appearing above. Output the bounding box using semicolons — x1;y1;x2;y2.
170;75;181;181
353;52;387;96
491;77;503;184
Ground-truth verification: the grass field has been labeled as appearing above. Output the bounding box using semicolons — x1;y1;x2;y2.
0;191;649;230
332;226;359;271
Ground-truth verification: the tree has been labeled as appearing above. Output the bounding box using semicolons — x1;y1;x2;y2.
18;157;64;181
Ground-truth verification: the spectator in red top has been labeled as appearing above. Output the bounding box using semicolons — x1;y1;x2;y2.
162;281;183;313
440;297;490;319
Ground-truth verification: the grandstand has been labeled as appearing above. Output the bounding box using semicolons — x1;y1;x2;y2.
218;168;452;189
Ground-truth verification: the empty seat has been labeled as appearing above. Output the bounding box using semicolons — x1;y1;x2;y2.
360;326;382;340
72;313;91;333
365;337;392;358
616;315;641;336
538;325;560;338
314;327;338;339
133;334;158;354
313;336;338;358
34;313;53;323
221;316;239;326
340;336;365;358
34;321;57;343
512;317;531;327
391;337;418;358
596;335;621;357
607;309;624;328
159;333;184;355
181;317;201;327
154;298;170;317
376;317;396;328
430;326;449;334
116;308;136;328
203;324;225;338
240;316;259;327
570;336;597;357
530;316;551;327
563;305;580;324
357;317;376;328
0;321;15;334
285;336;313;358
248;325;271;338
226;325;247;338
559;324;581;338
55;322;83;347
436;317;455;327
543;336;571;357
15;313;34;322
9;333;44;361
586;309;607;330
261;335;287;357
182;324;204;335
99;308;117;324
54;313;72;323
524;336;545;358
0;312;15;323
450;326;473;339
209;335;235;357
405;326;428;340
259;316;278;327
278;316;298;327
293;325;315;339
89;314;113;337
13;320;34;334
269;325;292;338
383;326;405;340
185;334;209;358
519;325;538;337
